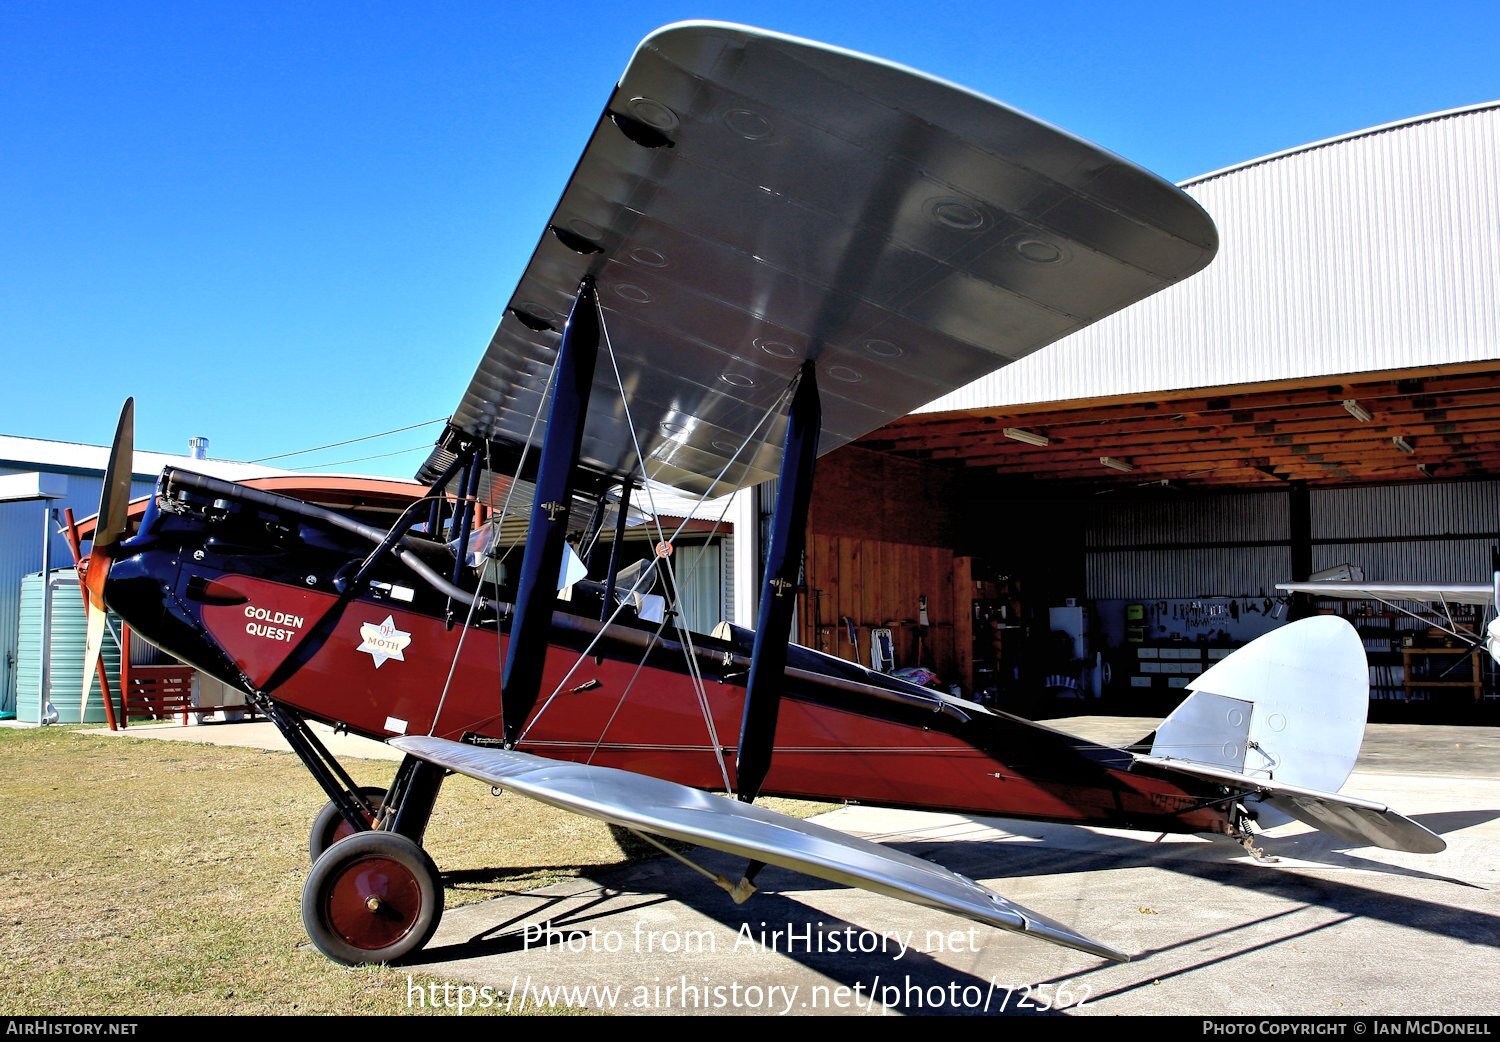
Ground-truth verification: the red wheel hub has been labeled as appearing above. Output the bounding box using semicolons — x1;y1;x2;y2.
323;855;423;950
330;810;372;846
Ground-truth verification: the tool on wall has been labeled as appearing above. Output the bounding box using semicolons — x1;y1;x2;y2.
915;594;930;667
810;588;830;652
842;616;859;663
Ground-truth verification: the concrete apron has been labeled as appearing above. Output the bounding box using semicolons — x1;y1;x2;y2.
87;716;1500;1015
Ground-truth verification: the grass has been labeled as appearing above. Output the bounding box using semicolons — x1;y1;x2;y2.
0;727;831;1016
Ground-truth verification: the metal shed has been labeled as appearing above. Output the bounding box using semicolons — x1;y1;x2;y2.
0;436;283;718
802;103;1500;716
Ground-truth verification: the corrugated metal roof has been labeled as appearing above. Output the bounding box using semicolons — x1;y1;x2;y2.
636;484;743;525
0;434;288;483
1184;102;1500;186
918;102;1500;413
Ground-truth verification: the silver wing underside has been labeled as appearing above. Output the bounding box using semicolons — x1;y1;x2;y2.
421;21;1218;497
390;735;1128;962
1278;579;1498;607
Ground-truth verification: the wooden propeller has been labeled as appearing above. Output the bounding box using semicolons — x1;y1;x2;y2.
81;398;134;722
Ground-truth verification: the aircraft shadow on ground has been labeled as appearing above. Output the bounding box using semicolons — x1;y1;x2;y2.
413;813;1497;1013
1409;808;1500;834
916;820;1499;949
430;853;1072;1017
403;890;678;965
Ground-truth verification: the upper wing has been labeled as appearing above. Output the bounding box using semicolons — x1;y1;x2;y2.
420;21;1218;497
1278;579;1498;607
390;735;1128;962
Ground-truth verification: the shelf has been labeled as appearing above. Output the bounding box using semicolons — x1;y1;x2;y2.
1402;646;1484;703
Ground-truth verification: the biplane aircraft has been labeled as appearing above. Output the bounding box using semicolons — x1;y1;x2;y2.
81;23;1445;967
1279;573;1500;665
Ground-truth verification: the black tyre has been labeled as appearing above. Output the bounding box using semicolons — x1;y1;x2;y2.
308;786;387;862
301;830;444;966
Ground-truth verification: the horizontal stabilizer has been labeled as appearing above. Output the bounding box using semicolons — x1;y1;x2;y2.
391;735;1127;962
1133;754;1445;854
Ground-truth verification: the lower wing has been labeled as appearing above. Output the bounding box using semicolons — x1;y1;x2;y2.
390;735;1127;962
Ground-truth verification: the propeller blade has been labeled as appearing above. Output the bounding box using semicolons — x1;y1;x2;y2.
81;398;134;722
80;593;108;723
95;397;135;552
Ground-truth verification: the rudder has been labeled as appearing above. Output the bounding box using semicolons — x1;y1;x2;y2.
1148;616;1368;796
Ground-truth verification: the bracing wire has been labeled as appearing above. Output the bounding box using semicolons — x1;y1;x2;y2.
517;310;794;794
249;418;447;463
288;443;434;472
593;316;731;790
586;487;741;766
428;360;560;738
594;311;798;791
447;295;793;790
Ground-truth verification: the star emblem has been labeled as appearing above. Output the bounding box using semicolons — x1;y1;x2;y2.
356;615;412;669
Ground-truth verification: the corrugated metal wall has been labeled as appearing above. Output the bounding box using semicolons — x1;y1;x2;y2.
1086;491;1290;599
1087;545;1293;601
1084;480;1498;601
920;103;1500;412
670;544;722;635
1311;482;1500;540
0;468;155;714
1310;480;1499;581
721;533;735;625
1086;491;1288;547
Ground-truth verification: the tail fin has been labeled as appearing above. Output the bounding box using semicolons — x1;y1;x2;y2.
1149;616;1367;795
1141;617;1446;852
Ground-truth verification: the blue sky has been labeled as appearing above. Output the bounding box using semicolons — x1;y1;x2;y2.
4;1;1496;477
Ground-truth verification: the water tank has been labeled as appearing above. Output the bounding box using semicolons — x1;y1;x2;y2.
15;569;122;725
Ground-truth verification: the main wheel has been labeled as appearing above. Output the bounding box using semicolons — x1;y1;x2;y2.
308;786;387;862
301;831;444;965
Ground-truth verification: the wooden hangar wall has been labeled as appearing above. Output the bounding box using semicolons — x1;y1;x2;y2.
799;445;1091;683
800;447;958;677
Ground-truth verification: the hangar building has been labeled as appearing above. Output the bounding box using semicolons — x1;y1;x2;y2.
795;102;1500;718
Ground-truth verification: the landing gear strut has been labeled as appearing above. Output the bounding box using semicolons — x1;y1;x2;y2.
253;694;452;963
308;786;387;862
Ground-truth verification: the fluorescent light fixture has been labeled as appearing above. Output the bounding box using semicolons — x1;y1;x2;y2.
1343;399;1373;422
1099;456;1135;473
1392;436;1415;454
1002;427;1049;447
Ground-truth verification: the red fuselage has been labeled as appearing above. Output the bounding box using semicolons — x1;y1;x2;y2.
105;472;1232;838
